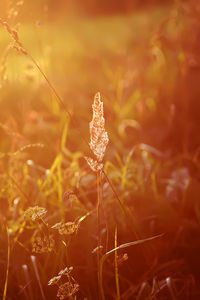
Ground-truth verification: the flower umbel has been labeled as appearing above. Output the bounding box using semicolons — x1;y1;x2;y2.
48;266;79;299
24;206;47;221
57;282;79;300
85;92;109;172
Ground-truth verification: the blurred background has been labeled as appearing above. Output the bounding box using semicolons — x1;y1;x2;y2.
1;0;200;160
0;0;173;19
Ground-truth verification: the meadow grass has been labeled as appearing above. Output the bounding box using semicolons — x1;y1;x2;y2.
0;2;200;299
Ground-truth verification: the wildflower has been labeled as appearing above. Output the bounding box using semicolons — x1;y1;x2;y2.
32;234;55;253
85;92;109;172
24;206;47;221
48;275;61;286
51;222;78;235
57;282;79;299
48;266;79;299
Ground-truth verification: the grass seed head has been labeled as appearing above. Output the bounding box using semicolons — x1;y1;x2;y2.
85;92;109;172
84;156;104;172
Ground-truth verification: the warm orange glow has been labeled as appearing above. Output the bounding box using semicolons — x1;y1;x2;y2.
0;0;200;299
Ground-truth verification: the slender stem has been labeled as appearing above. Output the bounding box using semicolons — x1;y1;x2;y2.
99;255;106;300
103;170;139;239
28;55;71;119
114;227;120;300
100;172;109;252
97;171;101;296
3;227;10;300
31;256;46;300
103;170;152;266
0;19;91;153
22;264;34;300
27;53;90;150
8;174;30;203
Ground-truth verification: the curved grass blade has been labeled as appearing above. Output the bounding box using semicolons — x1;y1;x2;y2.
99;234;163;300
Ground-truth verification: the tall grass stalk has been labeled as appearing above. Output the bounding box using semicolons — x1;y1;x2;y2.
114;227;120;300
97;170;102;296
3;227;10;300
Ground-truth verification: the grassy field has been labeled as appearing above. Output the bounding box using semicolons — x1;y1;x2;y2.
1;1;200;299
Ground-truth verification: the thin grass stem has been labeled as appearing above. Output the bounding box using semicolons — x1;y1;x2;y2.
3;227;10;300
31;255;46;300
102;170;139;239
114;227;120;300
22;264;34;300
97;171;101;297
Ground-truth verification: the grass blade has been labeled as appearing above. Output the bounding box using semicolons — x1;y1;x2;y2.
99;234;163;300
